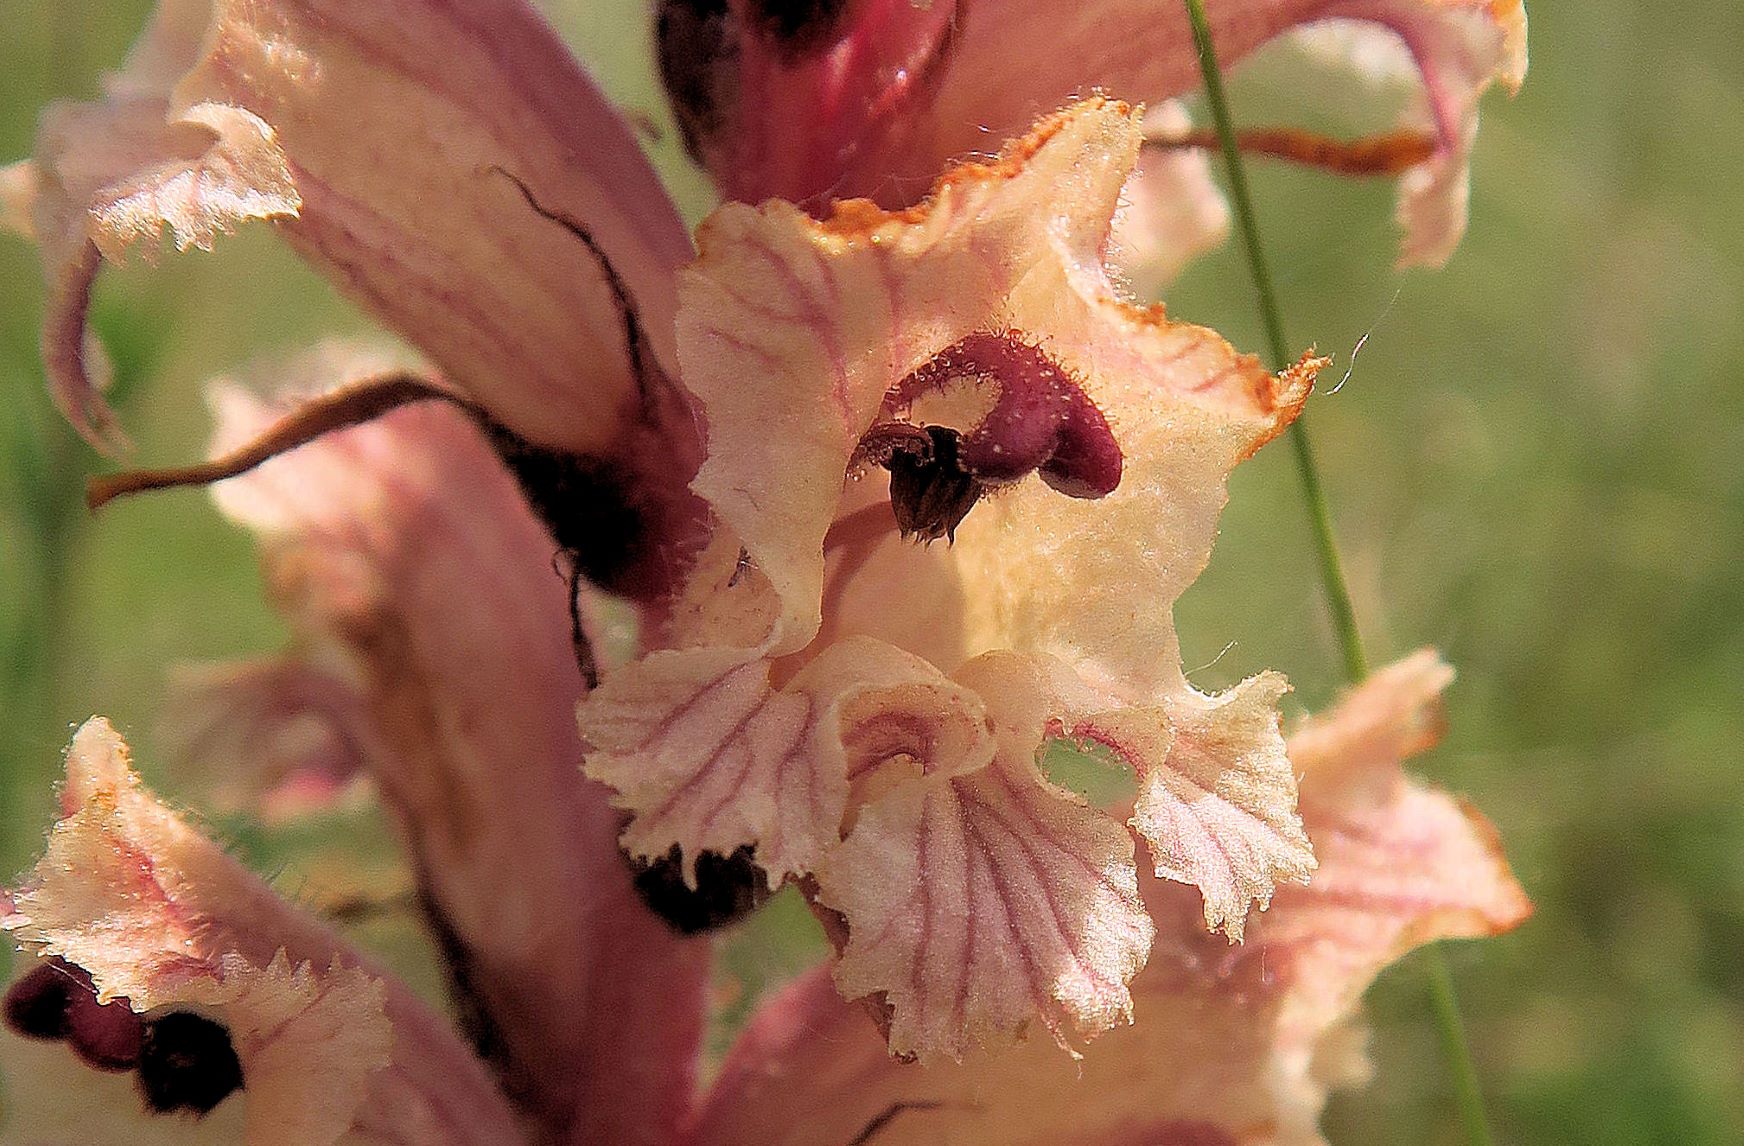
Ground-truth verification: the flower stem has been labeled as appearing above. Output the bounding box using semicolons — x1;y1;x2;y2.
1180;2;1491;1142
1425;944;1495;1146
1178;0;1365;683
1285;416;1369;682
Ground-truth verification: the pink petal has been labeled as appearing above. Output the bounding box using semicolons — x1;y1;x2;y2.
669;0;1525;265
677;97;1304;659
813;653;1152;1063
649;98;1318;959
579;636;995;887
688;653;1529;1146
581;646;830;885
1269;650;1534;1008
5;97;299;452
210;352;709;1145
9;0;694;456
158;656;381;818
1078;674;1317;941
1;719;521;1145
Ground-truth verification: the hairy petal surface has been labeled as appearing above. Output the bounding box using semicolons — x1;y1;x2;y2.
5;0;693;455
679;97;1303;657
0;719;521;1146
672;0;1525;265
1113;102;1232;295
644;99;1317;944
211;353;708;1146
814;653;1152;1063
688;654;1530;1146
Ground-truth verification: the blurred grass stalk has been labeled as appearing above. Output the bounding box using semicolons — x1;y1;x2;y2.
1179;2;1496;1143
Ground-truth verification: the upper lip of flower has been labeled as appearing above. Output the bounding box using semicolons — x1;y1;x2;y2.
0;0;1530;1141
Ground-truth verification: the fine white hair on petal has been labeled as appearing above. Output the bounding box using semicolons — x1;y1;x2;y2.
1112;101;1231;296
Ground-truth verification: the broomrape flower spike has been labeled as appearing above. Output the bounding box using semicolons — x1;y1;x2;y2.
0;0;1528;1141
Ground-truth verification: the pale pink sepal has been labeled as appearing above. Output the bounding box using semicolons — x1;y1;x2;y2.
7;0;694;456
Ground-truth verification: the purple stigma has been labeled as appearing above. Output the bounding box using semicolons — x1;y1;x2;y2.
892;331;1123;499
4;956;143;1072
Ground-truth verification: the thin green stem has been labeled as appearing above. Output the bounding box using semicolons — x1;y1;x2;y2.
1425;945;1494;1146
1179;1;1490;1142
1287;421;1369;682
1179;0;1366;683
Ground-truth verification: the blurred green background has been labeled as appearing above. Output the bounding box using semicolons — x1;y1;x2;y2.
2;2;1740;1143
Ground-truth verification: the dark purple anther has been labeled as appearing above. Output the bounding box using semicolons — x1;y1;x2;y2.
886;426;981;542
627;844;772;935
892;332;1123;499
138;1011;245;1116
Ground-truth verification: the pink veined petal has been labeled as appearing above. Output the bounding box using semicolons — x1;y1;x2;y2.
0;719;523;1146
1075;673;1317;941
686;654;1530;1146
667;0;1525;265
158;656;381;818
813;652;1152;1063
6;0;695;457
581;646;826;885
209;349;709;1146
626;99;1319;957
579;636;996;887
